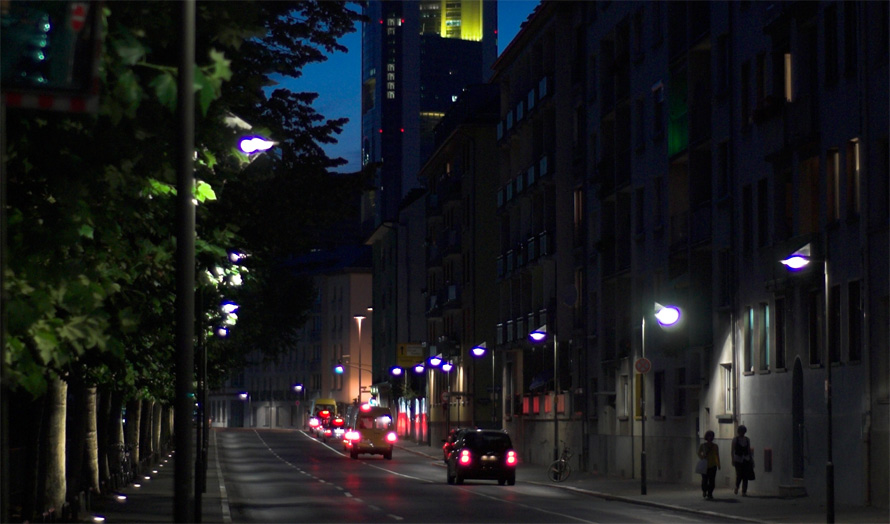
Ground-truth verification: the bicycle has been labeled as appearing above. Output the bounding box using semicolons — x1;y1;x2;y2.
547;444;572;482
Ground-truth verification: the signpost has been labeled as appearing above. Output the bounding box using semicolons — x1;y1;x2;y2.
634;357;652;374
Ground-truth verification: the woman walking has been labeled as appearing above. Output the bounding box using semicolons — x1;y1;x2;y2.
698;430;720;499
732;425;754;495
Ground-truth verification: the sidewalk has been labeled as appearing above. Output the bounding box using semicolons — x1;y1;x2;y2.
398;441;889;524
88;430;226;523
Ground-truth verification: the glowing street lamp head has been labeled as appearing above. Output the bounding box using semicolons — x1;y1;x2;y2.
414;363;425;373
471;344;487;357
529;324;548;343
334;362;345;374
294;383;303;392
390;366;403;376
653;303;681;327
780;243;813;271
428;356;443;367
441;361;454;372
238;136;276;155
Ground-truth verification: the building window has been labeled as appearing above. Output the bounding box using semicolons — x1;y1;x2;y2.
673;368;687;416
783;53;793;102
635;97;645;150
654;370;665;417
848;280;862;361
808;289;823;365
743;184;753;253
721;363;733;414
745;307;754;372
741;60;751;125
825;4;839;85
619;374;629;418
652;82;664;139
829;284;840;363
775;297;787;369
844;2;858;77
828;149;840;221
759;303;770;370
847;139;861;216
800;156;820;234
757;178;769;247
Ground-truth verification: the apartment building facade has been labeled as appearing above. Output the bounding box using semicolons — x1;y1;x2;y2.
489;1;887;507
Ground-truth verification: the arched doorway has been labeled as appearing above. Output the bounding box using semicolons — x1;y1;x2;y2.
792;357;804;478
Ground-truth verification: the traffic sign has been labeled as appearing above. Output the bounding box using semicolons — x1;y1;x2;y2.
634;357;652;374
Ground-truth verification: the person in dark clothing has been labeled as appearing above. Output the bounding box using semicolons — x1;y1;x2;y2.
732;425;754;495
698;430;720;499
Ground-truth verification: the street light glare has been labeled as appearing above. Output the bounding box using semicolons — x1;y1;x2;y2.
441;361;453;372
654;304;681;327
529;324;548;343
780;255;810;270
471;344;487;357
238;136;275;154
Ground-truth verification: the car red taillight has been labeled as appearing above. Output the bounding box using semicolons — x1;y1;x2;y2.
506;450;517;466
385;431;397;443
324;428;332;437
458;449;472;465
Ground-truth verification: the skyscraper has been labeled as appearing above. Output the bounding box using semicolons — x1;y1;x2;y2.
362;0;497;224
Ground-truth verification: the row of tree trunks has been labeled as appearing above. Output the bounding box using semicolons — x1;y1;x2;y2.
9;376;174;521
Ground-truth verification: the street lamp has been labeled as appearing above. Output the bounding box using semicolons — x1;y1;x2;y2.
354;314;366;404
529;325;559;462
294;384;305;428
781;242;833;523
640;302;682;495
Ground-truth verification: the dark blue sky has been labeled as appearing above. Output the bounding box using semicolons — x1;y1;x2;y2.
278;1;539;173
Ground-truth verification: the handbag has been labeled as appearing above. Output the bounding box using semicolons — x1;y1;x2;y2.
695;458;708;475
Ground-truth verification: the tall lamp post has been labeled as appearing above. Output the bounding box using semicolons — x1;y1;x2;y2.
529;325;559;462
294;384;305;428
781;243;833;523
640;302;682;495
239;392;251;427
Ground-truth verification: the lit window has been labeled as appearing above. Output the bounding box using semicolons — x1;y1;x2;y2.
387;73;395;81
387;91;395;99
721;364;733;414
847;139;861;216
387;64;395;72
784;53;793;102
759;303;770;370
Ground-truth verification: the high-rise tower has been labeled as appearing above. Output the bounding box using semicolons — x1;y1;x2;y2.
362;0;497;224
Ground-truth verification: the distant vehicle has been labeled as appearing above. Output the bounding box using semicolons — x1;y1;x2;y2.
446;429;517;486
307;398;337;437
344;404;396;460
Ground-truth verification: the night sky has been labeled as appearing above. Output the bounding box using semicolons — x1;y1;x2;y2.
277;0;540;173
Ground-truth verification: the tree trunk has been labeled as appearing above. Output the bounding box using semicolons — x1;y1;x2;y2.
83;386;100;494
43;375;67;515
151;402;162;458
140;399;154;466
125;399;141;473
107;391;124;477
96;388;111;487
66;378;86;502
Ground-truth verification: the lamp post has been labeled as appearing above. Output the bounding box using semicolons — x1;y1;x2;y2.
529;325;559;462
781;243;833;523
639;302;682;495
294;384;304;428
471;343;487;427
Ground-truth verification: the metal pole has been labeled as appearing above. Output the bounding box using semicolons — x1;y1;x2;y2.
357;317;363;404
824;258;834;523
195;291;204;522
553;338;559;462
174;1;196;521
641;316;647;495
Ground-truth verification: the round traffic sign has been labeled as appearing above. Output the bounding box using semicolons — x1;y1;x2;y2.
634;357;652;374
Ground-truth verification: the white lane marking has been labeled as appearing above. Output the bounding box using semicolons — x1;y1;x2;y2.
450;485;597;523
387;514;404;521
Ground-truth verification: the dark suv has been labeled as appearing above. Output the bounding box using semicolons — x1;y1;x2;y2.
446;429;517;486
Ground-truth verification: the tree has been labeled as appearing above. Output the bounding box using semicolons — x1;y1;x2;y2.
3;2;365;520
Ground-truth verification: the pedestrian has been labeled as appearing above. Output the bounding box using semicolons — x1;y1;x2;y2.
698;430;720;499
732;425;754;495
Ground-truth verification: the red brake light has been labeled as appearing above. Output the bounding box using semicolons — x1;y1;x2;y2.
319;410;331;419
386;431;397;443
360;403;372;412
459;449;472;465
324;428;332;436
506;450;517;466
332;417;344;427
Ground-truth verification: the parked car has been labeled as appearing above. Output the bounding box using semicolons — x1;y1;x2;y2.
446;429;517;486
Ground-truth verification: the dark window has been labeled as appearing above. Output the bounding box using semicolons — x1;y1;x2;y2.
844;2;858;77
673;368;687;416
745;307;754;371
808;289;823;365
741;60;751;125
829;284;840;363
654;371;665;416
775;297;787;369
743;184;753;253
825;5;838;85
848;281;862;361
757;178;769;247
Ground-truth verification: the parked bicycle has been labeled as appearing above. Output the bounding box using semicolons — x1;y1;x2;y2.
547;443;572;482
